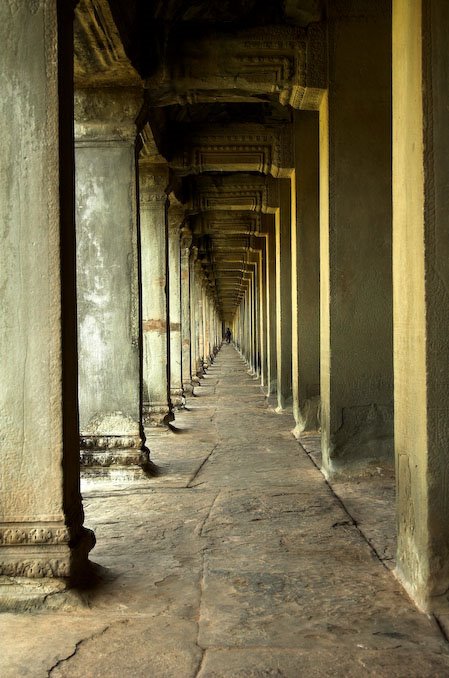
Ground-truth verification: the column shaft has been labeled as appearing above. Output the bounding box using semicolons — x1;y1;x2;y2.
393;0;449;612
292;111;320;436
320;1;393;476
275;179;293;411
75;88;148;473
168;209;185;408
140;165;173;427
181;230;193;394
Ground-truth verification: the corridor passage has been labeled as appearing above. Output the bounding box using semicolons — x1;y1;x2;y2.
2;346;449;677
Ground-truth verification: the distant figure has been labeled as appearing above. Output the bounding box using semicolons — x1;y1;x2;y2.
225;327;232;344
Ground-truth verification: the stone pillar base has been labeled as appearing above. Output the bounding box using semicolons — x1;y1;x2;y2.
196;358;207;377
292;397;321;439
183;381;194;395
143;403;174;428
80;435;147;467
0;523;95;590
0;524;95;611
170;387;186;409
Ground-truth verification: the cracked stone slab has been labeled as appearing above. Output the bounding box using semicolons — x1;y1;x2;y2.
0;614;109;678
49;617;202;678
198;647;449;678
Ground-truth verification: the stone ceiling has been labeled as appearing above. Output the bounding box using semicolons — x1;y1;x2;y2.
74;0;325;319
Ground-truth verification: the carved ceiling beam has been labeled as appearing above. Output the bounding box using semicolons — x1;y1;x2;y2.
170;124;293;178
190;211;263;237
186;173;279;215
144;24;325;110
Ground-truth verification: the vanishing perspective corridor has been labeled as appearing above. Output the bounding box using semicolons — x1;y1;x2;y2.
3;346;449;677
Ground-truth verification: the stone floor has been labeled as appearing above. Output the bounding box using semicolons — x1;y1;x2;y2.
2;345;449;677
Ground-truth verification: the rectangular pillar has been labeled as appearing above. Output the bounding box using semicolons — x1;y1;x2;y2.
0;1;93;591
168;206;185;408
139;164;173;427
320;1;393;477
259;241;268;389
75;87;149;474
265;217;277;399
292;111;320;436
181;228;193;394
275;179;293;411
393;0;449;612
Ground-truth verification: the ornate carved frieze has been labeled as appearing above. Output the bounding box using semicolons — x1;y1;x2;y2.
0;525;69;546
0;523;95;579
0;558;70;578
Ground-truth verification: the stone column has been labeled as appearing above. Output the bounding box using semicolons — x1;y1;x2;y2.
168;206;185;408
75;87;150;475
243;292;250;364
252;261;261;377
195;261;206;377
319;1;393;477
292;111;320;437
259;240;269;389
393;0;449;612
264;217;278;399
139;164;173;427
249;267;258;375
201;287;211;369
181;228;193;394
275;179;293;411
0;0;94;592
190;247;201;385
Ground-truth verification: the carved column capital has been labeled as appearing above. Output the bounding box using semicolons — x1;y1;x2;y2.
139;163;169;208
75;87;143;143
168;205;186;233
181;225;193;252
